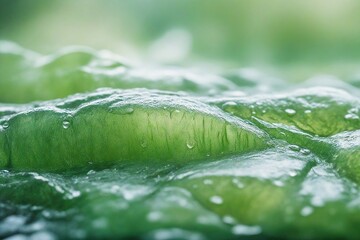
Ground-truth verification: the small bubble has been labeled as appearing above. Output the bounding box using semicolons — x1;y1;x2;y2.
62;120;70;129
300;148;311;155
304;110;312;114
285;109;296;116
300;206;313;216
273;180;284;187
345;113;359;120
289;145;300;152
2;121;9;129
186;140;196;149
232;224;261;236
251;111;256;115
210;195;223;205
110;106;134;115
288;171;297;177
232;178;244;188
222;101;237;109
123;107;134;114
87;170;96;175
223;215;236;225
262;110;266;113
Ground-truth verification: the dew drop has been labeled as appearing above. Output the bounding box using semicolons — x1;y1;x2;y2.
87;170;96;175
2;121;9;129
186;140;196;149
110;106;135;115
210;195;223;205
62;120;70;129
273;180;284;187
232;178;244;188
300;206;313;216
124;107;134;114
289;145;300;152
232;224;261;236
222;101;237;109
285;109;296;116
300;148;311;155
304;110;312;114
344;113;359;120
223;215;236;225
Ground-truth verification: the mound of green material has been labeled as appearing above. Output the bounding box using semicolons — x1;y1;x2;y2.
1;43;360;240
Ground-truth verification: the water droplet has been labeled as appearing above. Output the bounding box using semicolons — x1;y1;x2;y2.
62;120;70;129
289;145;300;152
110;106;134;115
345;113;359;120
186;140;196;149
251;111;256;115
232;178;244;188
262;110;266;113
123;107;134;114
222;101;237;109
300;206;313;216
304;110;312;114
285;109;296;116
288;171;297;177
203;179;213;185
210;195;223;205
273;180;284;187
147;211;162;222
232;224;261;236
87;170;96;175
300;148;311;155
2;121;9;129
223;215;236;225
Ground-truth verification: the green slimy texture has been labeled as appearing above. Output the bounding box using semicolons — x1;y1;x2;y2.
329;131;360;184
216;87;360;137
0;128;7;168
2;43;360;240
0;89;268;171
0;42;236;103
174;176;286;225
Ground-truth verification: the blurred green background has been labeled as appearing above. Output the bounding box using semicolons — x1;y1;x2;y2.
1;0;360;78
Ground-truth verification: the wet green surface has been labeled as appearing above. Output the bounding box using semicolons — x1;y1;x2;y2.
1;43;360;240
